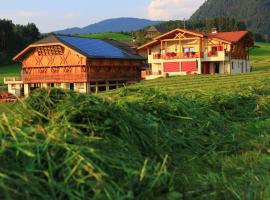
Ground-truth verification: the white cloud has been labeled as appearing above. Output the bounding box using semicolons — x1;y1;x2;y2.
148;0;205;20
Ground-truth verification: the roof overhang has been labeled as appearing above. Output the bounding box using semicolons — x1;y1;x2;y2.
209;31;251;45
208;37;232;44
13;43;64;61
154;28;205;40
137;28;205;50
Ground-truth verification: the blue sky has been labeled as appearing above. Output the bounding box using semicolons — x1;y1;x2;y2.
0;0;205;33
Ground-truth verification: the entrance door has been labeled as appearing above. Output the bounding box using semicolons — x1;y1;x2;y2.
70;83;74;91
214;63;220;74
20;85;24;96
203;62;210;74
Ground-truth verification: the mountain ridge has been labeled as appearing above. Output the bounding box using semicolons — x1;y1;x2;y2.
191;0;270;36
54;17;163;34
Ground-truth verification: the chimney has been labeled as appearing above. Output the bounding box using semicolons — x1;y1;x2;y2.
211;28;218;34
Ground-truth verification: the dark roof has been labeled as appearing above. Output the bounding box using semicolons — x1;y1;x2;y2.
34;34;144;60
208;31;249;43
33;35;60;45
104;39;138;56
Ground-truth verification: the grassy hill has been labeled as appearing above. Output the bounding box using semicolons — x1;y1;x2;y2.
250;42;270;71
79;32;133;41
0;71;269;199
0;64;20;85
0;42;269;199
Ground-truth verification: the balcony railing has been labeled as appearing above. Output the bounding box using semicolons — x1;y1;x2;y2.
208;51;219;57
4;77;23;84
152;52;203;60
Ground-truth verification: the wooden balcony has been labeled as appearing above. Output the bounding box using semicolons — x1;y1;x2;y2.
208;51;219;57
151;52;204;60
4;77;23;84
203;51;230;62
22;74;88;83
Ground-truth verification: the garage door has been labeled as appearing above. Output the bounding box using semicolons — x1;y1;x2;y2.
164;62;180;73
181;61;197;72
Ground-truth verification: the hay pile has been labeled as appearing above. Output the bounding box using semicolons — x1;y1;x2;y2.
0;82;270;199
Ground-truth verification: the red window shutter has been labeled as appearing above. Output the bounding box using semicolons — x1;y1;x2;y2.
181;61;197;72
164;62;180;72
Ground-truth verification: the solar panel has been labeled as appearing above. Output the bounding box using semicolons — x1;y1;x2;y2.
57;36;129;59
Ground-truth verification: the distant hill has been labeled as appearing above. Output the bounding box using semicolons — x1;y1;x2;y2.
54;18;163;34
191;0;270;36
78;33;133;41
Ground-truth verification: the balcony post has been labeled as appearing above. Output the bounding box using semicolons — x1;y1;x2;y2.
24;84;30;97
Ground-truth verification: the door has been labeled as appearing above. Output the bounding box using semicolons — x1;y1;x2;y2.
70;83;74;91
214;63;220;74
203;62;210;74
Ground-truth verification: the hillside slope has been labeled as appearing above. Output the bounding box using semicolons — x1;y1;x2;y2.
0;38;270;198
54;18;162;34
191;0;270;35
0;71;270;199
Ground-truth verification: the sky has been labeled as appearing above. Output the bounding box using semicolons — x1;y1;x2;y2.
0;0;205;33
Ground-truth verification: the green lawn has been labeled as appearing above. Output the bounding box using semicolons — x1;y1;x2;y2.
250;42;270;71
0;63;21;85
79;32;133;41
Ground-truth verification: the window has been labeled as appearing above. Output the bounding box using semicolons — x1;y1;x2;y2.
212;47;218;52
148;49;152;55
232;62;234;70
90;87;96;93
98;86;107;92
55;83;61;88
11;84;16;89
183;47;190;53
183;47;195;53
109;85;117;90
76;83;85;89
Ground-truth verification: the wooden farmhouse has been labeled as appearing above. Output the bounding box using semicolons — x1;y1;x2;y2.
138;28;254;79
4;35;145;96
145;26;167;38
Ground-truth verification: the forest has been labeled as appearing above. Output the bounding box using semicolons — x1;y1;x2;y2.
134;17;269;45
0;19;40;64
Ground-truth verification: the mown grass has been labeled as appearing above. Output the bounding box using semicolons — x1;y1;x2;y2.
0;80;270;199
79;32;133;41
0;43;269;199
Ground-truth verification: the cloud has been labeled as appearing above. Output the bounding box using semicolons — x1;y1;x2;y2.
148;0;204;20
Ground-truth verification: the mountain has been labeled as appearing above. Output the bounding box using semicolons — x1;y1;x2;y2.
54;18;163;34
191;0;270;35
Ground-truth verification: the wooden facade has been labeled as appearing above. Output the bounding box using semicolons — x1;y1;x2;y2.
5;35;144;96
138;29;254;79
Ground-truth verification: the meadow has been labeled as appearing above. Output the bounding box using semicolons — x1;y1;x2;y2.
250;42;270;71
0;64;20;85
79;32;133;41
0;43;269;199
